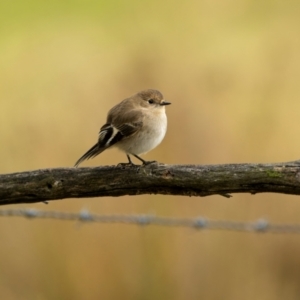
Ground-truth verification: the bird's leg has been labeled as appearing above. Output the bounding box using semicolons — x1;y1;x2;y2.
117;154;136;167
133;154;157;165
127;154;135;165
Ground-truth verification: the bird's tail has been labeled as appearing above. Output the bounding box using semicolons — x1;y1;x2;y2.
74;143;106;167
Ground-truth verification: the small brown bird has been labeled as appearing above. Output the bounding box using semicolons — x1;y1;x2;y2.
74;89;171;167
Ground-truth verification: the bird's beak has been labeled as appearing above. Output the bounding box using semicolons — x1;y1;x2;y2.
160;100;171;106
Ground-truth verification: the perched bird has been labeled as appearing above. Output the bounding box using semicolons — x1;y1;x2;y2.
74;89;171;167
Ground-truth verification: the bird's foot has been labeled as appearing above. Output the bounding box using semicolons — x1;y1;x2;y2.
117;162;135;168
142;160;158;165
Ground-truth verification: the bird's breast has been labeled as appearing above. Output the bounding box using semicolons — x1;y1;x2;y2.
116;110;167;155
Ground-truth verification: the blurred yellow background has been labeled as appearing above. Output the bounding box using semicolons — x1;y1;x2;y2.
1;0;300;299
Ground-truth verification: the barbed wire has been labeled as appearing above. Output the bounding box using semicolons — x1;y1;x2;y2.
0;208;300;234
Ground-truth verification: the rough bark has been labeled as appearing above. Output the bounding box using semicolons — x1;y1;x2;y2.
0;161;300;205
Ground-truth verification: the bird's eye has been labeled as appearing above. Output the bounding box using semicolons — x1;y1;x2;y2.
148;99;154;104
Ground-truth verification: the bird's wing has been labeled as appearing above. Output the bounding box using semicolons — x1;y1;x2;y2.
98;109;144;148
74;99;145;167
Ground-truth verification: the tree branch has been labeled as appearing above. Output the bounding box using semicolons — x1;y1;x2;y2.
1;161;300;205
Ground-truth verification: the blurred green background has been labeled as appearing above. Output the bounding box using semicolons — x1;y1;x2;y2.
1;0;300;299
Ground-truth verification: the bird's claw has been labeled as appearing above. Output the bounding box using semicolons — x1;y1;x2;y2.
143;160;158;165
